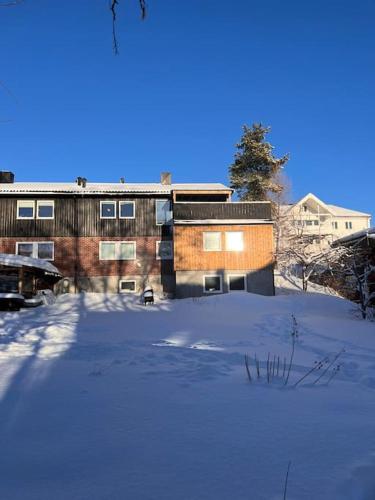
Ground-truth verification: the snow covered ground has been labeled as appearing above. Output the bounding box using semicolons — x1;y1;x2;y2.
0;286;374;500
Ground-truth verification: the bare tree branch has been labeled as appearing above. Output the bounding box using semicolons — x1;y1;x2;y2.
110;0;147;55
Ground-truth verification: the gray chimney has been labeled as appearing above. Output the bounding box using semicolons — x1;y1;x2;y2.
0;171;15;183
161;172;171;185
120;177;125;184
81;177;87;188
76;176;82;186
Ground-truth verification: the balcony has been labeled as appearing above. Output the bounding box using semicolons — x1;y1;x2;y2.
173;202;272;222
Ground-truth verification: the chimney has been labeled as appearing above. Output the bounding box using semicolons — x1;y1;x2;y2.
81;177;87;188
161;172;171;185
76;176;82;186
120;177;125;184
0;171;15;183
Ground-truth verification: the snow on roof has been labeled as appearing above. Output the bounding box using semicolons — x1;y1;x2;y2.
325;204;371;218
0;182;231;195
332;227;375;246
0;253;60;275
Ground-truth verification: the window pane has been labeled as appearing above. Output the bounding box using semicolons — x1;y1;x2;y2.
203;232;221;251
119;242;135;260
38;243;54;260
229;275;245;291
156;200;172;224
18;202;34;218
120;202;134;218
157;241;173;259
101;202;115;218
17;243;33;258
226;232;244;251
120;281;136;292
38;203;54;218
204;276;221;292
101;242;116;260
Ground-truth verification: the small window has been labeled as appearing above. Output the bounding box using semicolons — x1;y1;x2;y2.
37;200;54;219
345;221;353;230
119;280;136;293
17;200;35;219
119;201;135;219
100;201;116;219
99;242;116;260
17;243;34;258
225;232;244;251
156;199;172;225
228;274;246;291
156;241;173;260
305;220;313;226
203;275;222;294
203;232;221;251
332;221;338;230
314;220;319;226
16;242;54;260
119;242;136;260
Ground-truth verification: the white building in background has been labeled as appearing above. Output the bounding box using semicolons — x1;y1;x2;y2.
281;193;371;244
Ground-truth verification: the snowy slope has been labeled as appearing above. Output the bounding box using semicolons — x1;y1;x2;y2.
0;291;374;500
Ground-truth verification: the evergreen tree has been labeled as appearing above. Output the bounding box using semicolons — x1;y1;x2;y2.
229;124;289;201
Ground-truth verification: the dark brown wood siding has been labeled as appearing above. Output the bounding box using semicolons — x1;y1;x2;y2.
173;202;272;220
0;195;171;237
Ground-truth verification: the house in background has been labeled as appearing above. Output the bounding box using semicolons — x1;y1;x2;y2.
0;171;275;298
281;193;371;246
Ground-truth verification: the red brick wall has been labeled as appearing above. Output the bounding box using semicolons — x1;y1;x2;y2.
0;237;173;277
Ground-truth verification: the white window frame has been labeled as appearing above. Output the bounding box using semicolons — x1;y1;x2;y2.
155;199;172;226
203;275;223;294
156;240;173;260
100;201;117;219
203;232;222;251
17;200;35;220
225;231;244;252
16;241;55;261
119;201;135;219
99;241;137;261
36;200;55;220
119;279;137;294
228;274;247;292
345;221;353;230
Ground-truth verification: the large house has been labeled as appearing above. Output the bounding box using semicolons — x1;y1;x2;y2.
0;171;275;298
281;193;371;245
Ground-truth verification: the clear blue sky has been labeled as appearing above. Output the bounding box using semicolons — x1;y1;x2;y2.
1;0;374;217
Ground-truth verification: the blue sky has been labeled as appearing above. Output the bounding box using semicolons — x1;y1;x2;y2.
1;0;374;216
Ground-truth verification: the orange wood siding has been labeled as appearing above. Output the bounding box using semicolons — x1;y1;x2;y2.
173;224;274;271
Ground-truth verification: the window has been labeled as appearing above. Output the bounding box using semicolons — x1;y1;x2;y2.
203;275;222;293
17;200;35;219
225;232;244;251
37;200;54;219
100;201;116;219
203;232;221;251
99;241;136;260
332;221;338;230
228;274;246;291
16;242;54;260
119;201;135;219
156;199;172;225
119;280;136;293
119;242;136;260
314;220;319;226
156;241;173;260
345;221;353;230
305;220;313;226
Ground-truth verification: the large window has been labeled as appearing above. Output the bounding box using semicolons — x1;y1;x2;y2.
17;200;35;219
119;280;137;293
203;275;222;294
119;201;135;219
37;200;54;219
228;274;246;291
156;199;172;225
16;241;54;260
99;241;136;260
156;241;173;260
203;232;221;251
225;232;244;251
100;201;116;219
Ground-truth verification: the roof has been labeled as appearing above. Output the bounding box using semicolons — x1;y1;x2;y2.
0;182;231;195
0;253;60;275
332;227;375;247
284;193;371;218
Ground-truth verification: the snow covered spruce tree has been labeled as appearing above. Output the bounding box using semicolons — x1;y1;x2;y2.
229;124;289;202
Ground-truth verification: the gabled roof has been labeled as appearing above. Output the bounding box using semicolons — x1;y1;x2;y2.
285;193;371;218
0;182;231;195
